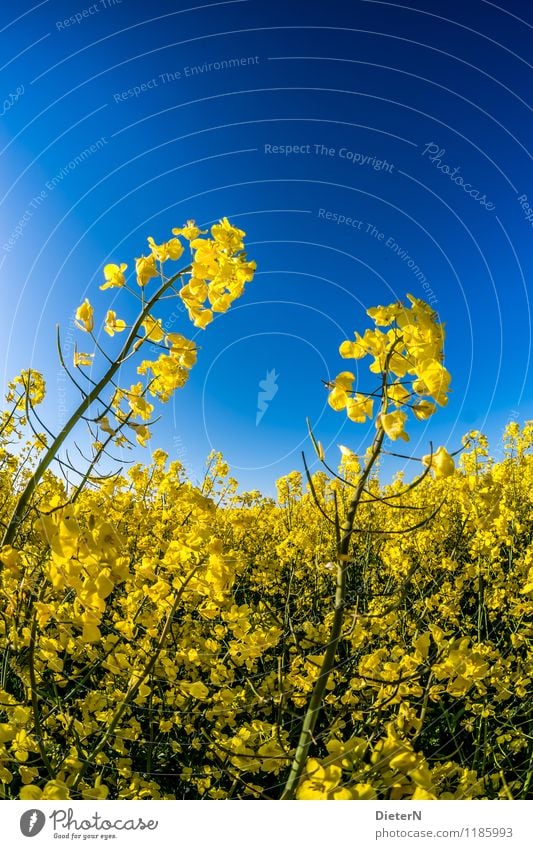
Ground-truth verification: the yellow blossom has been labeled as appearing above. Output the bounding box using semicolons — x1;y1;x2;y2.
346;394;373;422
327;371;355;411
129;423;151;446
135;254;158;287
75;298;94;332
73;351;94;367
172;220;206;241
147;236;184;263
380;410;409;441
422;446;455;478
104;310;127;336
140;315;165;343
412;400;436;420
101;263;127;290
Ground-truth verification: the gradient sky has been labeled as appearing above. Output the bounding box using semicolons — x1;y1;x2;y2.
1;0;532;493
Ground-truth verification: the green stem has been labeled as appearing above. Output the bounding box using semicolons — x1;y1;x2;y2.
280;426;384;800
28;583;54;777
1;266;190;549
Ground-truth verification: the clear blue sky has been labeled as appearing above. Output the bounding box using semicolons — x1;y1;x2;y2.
1;0;532;493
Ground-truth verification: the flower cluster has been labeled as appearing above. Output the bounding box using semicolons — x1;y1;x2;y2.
70;218;255;449
329;295;451;446
175;218;256;329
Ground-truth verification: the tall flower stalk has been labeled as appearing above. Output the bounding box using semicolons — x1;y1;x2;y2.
282;295;454;799
2;219;255;549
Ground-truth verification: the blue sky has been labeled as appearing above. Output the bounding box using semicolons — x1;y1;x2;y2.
1;0;532;493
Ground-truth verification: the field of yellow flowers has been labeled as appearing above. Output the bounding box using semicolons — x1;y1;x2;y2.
0;219;531;801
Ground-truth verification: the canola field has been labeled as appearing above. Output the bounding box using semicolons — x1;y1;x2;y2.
0;220;531;800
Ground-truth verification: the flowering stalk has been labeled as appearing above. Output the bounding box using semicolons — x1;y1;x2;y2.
282;297;453;799
280;342;399;800
280;425;385;799
1;266;190;549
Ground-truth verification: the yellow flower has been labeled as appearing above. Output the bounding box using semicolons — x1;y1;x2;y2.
129;423;151;446
210;217;245;253
422;445;455;478
137;354;189;402
135;254;158;287
73;351;94;367
41;780;71;800
82;623;101;643
380;410;409;441
166;333;197;369
414;359;451;406
96;415;115;435
327;371;355;411
12;729;33;762
104;310;126;336
350;783;377;799
405;292;438;329
100;262;127;290
339;330;375;360
296;758;343;799
0;546;21;577
19;766;39;785
140;315;165;343
190;307;213;329
7;369;46;407
346;394;373;422
210;293;233;313
412;400;436;420
147;236;184;263
387;382;411;407
75;298;94;332
172;220;206;241
20;785;42;800
81;779;109;800
412;787;437;800
366;302;403;326
184;681;210;700
126;383;154;421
